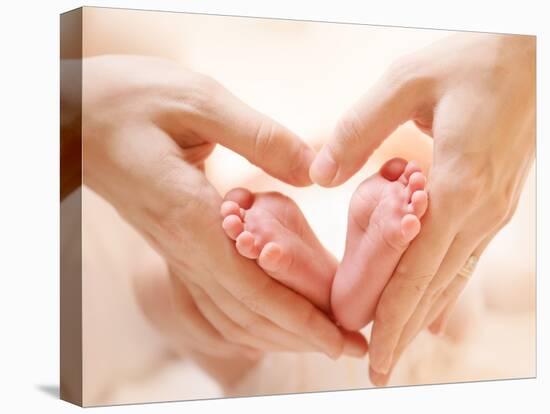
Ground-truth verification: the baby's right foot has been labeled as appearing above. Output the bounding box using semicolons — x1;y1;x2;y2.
331;158;428;331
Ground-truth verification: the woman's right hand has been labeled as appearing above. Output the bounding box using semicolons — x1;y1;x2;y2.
81;55;368;359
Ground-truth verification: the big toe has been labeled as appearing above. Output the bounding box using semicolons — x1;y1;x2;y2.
379;157;408;181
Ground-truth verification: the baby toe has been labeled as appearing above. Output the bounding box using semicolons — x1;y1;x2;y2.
224;187;254;209
404;161;422;178
222;215;244;240
236;231;260;259
410;190;428;218
220;200;242;218
258;242;283;272
401;214;421;242
407;171;427;195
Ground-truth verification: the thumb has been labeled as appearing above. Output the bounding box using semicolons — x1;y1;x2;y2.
194;80;315;186
310;71;425;187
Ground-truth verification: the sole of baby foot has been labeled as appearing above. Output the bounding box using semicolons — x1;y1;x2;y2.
331;158;428;331
220;188;337;313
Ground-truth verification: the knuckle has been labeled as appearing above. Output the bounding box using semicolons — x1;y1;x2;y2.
157;188;211;239
297;301;318;330
430;177;481;214
152;165;220;239
178;72;223;116
253;120;278;162
395;265;435;293
334;108;365;149
453;192;512;232
385;54;430;94
455;180;483;200
411;276;434;295
187;72;222;99
424;284;445;302
447;178;482;202
190;71;220;92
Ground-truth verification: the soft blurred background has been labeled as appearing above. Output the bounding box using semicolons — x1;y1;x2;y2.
78;7;535;406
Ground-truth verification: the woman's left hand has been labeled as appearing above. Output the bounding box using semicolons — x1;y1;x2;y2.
309;33;536;384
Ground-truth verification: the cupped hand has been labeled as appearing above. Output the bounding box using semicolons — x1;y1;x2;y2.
82;55;367;359
309;33;535;383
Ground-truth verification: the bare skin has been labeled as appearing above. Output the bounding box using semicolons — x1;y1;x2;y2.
308;33;535;385
220;158;428;329
221;188;337;314
75;55;368;362
332;158;428;330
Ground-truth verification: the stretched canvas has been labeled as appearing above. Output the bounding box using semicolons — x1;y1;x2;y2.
60;6;536;407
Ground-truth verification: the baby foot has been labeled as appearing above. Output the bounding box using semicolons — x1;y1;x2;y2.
220;188;337;313
331;158;428;331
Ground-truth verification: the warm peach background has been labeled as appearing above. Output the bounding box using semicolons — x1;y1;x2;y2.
77;8;535;405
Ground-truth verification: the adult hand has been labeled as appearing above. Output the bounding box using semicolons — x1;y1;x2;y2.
81;55;367;359
309;33;535;383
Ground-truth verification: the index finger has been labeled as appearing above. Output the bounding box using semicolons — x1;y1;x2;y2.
309;64;429;187
190;77;315;187
368;203;456;374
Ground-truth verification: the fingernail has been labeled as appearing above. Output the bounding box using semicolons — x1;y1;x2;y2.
309;147;337;186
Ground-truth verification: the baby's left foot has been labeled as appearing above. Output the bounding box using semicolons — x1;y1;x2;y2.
220;188;337;312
